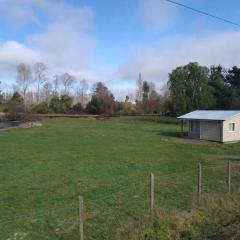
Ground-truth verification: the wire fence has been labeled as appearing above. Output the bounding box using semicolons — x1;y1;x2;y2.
1;160;240;240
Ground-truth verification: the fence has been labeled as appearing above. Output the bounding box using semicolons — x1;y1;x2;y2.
1;160;240;240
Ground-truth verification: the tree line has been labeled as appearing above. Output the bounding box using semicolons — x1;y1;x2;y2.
167;62;240;114
0;61;240;120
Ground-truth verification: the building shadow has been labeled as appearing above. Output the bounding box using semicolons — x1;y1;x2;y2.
158;131;183;138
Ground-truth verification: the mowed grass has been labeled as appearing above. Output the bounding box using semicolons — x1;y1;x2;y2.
1;117;240;239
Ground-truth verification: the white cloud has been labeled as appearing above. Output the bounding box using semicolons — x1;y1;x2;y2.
139;0;178;31
0;41;38;78
118;31;240;90
0;0;96;87
0;0;39;27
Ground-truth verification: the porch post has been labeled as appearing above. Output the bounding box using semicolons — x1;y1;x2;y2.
181;120;183;137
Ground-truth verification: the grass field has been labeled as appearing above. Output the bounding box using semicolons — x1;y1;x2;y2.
1;116;240;239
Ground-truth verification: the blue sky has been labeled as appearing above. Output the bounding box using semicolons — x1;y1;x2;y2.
0;0;240;98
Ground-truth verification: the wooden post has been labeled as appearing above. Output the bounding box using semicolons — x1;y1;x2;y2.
150;173;154;219
228;160;231;194
79;196;84;240
181;120;184;137
198;163;202;206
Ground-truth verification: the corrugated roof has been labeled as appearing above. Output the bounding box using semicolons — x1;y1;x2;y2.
177;110;240;121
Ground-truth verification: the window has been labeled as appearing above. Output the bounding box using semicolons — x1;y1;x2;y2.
229;123;235;132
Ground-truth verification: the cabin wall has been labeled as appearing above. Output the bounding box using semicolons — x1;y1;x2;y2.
223;115;240;143
200;121;222;142
188;120;200;138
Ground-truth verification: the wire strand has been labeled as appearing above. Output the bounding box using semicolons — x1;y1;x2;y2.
165;0;240;27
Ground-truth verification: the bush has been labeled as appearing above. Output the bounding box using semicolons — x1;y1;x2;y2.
61;95;72;113
49;96;62;113
49;95;73;113
6;92;24;120
72;102;82;113
33;102;49;113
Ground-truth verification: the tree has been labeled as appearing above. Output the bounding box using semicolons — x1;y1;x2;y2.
136;73;143;102
60;73;75;95
76;79;89;106
16;63;32;101
226;66;240;109
72;102;82;113
86;82;114;114
53;75;59;96
168;62;214;114
148;89;162;114
0;81;3;103
34;62;47;103
49;95;72;113
33;102;49;114
60;95;72;113
49;96;62;113
7;92;24;120
141;81;150;113
42;81;52;103
142;81;150;100
209;65;230;109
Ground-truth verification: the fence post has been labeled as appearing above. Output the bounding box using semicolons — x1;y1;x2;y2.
228;160;231;194
198;163;202;206
150;172;154;220
79;196;84;240
181;120;184;137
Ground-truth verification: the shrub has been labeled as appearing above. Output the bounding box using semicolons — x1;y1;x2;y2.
72;102;82;113
33;102;49;113
49;95;73;113
49;96;62;113
6;92;24;120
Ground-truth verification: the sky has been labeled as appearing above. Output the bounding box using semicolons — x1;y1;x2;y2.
0;0;240;99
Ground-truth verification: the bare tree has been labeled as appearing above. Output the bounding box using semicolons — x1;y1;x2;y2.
60;73;75;95
42;81;52;103
53;75;59;96
34;62;47;103
136;73;143;102
16;63;32;101
76;79;89;106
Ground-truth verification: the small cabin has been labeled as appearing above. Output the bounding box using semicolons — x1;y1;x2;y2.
177;110;240;143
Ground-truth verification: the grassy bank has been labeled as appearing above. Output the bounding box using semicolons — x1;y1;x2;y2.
1;117;240;239
130;194;240;240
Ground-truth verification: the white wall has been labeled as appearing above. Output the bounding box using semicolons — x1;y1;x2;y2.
200;121;222;142
223;115;240;143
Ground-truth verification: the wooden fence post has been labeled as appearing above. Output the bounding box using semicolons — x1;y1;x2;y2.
181;120;184;137
228;160;231;194
150;172;154;219
198;163;202;206
79;196;84;240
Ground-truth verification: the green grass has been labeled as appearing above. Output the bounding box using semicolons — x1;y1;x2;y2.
130;194;240;240
1;117;240;240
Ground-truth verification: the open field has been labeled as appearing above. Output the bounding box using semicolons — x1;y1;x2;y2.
1;116;240;239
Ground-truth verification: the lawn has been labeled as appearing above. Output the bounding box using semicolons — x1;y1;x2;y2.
1;117;240;239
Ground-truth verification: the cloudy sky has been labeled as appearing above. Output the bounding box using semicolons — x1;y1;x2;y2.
0;0;240;98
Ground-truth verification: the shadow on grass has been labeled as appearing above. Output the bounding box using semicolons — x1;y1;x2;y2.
158;131;182;138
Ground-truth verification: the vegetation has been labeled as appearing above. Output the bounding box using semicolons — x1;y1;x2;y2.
86;82;115;114
1;116;240;239
2;62;240;116
130;194;240;240
49;94;73;113
168;62;214;114
33;101;49;113
168;63;240;114
6;92;24;120
72;102;82;113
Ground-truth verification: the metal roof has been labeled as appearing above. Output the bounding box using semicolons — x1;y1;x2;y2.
177;110;240;121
